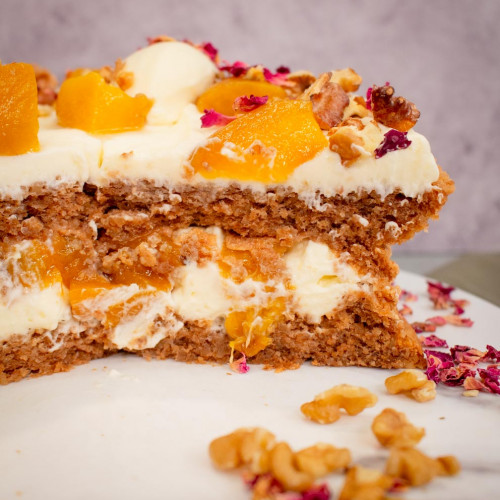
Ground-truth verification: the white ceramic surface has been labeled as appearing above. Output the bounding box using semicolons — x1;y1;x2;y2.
1;270;499;499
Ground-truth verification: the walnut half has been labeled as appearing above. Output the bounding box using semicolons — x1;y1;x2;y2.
371;85;420;132
302;72;350;129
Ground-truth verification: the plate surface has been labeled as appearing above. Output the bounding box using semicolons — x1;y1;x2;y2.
1;270;499;499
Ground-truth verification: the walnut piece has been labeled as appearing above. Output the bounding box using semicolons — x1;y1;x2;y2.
32;63;58;105
301;384;378;423
385;447;460;487
343;95;370;120
385;370;436;402
295;443;351;478
371;408;425;448
339;466;394;500
286;70;317;96
208;427;275;473
302;72;350;129
371;85;420;132
328;126;364;166
270;442;314;492
330;68;363;92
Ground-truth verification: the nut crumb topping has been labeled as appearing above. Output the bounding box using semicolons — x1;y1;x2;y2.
302;72;350;129
330;68;362;93
32;63;58;105
371;85;420;132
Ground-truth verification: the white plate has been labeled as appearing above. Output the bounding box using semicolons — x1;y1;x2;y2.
1;270;499;500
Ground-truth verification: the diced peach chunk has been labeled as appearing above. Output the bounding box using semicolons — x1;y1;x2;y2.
196;78;287;116
56;71;152;133
1;240;61;288
0;63;40;155
225;298;285;357
189;98;327;183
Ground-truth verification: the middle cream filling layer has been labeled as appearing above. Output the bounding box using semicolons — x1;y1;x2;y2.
0;233;372;350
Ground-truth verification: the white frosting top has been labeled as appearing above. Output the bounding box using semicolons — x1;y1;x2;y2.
0;41;440;202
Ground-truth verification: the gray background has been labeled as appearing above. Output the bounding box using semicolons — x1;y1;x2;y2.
1;0;499;253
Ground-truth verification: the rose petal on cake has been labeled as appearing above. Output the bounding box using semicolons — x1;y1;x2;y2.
263;67;291;86
201;42;218;61
276;65;291;75
200;109;236;128
374;130;412;159
233;94;269;113
219;60;249;77
365;87;373;110
420;335;448;348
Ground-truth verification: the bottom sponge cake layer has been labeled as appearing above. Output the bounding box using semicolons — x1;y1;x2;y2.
0;229;424;383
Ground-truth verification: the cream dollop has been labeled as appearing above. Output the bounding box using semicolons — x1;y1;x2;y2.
123;41;218;125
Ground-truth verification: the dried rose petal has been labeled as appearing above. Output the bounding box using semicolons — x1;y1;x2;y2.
426;316;447;326
374;129;412;159
478;368;500;394
219;60;249;77
263;67;290;86
427;281;454;308
464;376;489;392
201;42;218;61
233;94;268;113
483;345;500;362
399;304;413;316
200;109;236;128
301;483;331;500
425;350;454;363
420;335;448;348
411;321;436;334
230;354;250;374
442;315;473;327
365;87;373;110
452;299;469;315
451;345;485;364
439;365;476;387
276;65;291;75
425;350;454;384
400;289;418;302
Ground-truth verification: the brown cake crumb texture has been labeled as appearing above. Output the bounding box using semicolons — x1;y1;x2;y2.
0;170;452;383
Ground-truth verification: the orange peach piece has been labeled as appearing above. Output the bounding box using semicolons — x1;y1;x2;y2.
196;78;287;116
56;71;152;133
0;62;40;155
189;98;328;183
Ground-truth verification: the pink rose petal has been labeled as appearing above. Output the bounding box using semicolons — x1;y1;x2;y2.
233;94;268;113
230;353;250;374
374;130;412;159
200;109;236;128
